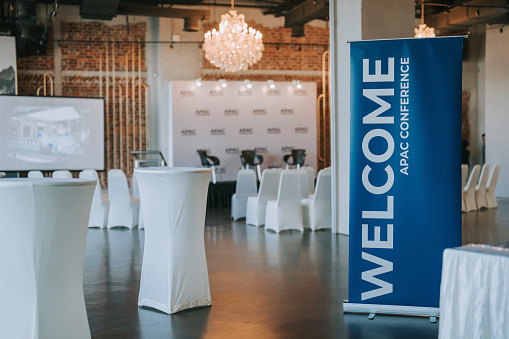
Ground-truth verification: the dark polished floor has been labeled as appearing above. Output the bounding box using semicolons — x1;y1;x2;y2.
85;200;509;338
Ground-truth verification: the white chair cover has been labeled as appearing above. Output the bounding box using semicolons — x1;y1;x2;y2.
302;166;315;195
475;163;490;210
461;164;468;213
135;167;212;314
463;165;481;212
265;169;304;233
28;170;44;178
231;169;258;221
301;168;332;231
486;163;500;209
132;172;144;229
53;170;73;179
107;169;139;229
246;168;282;226
79;169;108;228
295;168;309;199
0;178;95;339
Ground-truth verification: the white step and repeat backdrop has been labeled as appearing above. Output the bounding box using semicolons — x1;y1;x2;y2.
169;80;317;181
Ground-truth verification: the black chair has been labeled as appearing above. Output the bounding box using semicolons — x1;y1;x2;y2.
197;150;220;183
240;150;263;180
283;149;306;169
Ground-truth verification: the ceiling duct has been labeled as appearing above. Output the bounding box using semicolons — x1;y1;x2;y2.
284;0;329;37
428;0;509;30
116;4;209;32
291;24;305;37
80;0;121;20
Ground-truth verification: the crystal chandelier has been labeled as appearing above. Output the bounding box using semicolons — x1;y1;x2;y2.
203;0;264;72
415;3;435;38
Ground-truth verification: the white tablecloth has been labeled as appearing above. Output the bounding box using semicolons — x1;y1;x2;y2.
0;178;95;339
439;243;509;339
135;167;212;314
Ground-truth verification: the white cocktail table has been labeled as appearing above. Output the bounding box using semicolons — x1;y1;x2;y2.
0;178;95;339
135;167;212;314
439;243;509;338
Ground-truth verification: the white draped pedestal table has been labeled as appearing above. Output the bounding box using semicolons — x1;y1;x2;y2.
134;167;212;314
439;243;509;339
0;178;95;339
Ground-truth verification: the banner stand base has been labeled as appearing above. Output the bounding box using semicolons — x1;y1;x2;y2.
343;301;439;322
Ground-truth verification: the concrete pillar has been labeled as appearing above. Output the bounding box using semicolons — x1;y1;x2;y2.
330;0;414;234
146;18;161;154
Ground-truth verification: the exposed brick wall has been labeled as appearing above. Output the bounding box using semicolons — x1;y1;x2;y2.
16;18;330;184
17;22;147;186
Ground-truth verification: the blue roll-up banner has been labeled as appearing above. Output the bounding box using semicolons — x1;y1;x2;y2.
344;37;463;316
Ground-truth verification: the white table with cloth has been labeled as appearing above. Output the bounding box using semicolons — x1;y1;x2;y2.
134;167;212;314
0;178;95;339
439;242;509;339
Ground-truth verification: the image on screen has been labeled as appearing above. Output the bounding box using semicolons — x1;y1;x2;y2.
0;95;104;171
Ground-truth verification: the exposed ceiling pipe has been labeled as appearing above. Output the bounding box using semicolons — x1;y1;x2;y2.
16;0;38;39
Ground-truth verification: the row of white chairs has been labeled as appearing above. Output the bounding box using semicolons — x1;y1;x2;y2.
462;163;500;212
28;170;74;179
231;166;316;222
28;169;140;229
234;166;331;232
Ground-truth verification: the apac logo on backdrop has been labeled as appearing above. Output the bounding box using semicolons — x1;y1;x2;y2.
253;108;267;115
267;89;280;96
210;128;225;136
267;127;281;134
238;89;253;96
255;147;268;153
181;129;196;136
195;109;210;116
294;89;307;96
281;108;294;115
224;109;239;116
295;127;308;134
180;90;195;97
225;147;240;154
209;90;224;97
239;128;253;135
281;146;294;153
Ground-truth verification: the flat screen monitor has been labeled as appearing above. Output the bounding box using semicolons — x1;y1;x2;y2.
0;95;104;171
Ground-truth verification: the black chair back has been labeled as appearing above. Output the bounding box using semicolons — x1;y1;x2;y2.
197;150;220;167
197;150;211;167
291;149;306;166
241;150;256;164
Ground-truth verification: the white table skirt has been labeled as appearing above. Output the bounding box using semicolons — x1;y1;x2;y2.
439;243;509;339
135;167;212;314
0;178;95;339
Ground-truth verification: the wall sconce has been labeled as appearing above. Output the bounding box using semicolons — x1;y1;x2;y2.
219;79;227;88
244;79;252;89
195;78;202;87
293;80;302;89
267;80;275;89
